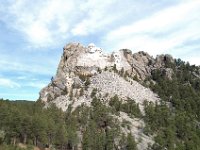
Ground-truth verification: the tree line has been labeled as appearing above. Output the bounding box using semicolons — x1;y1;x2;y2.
0;97;137;150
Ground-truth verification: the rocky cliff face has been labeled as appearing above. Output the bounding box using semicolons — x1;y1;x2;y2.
40;42;174;103
39;42;175;150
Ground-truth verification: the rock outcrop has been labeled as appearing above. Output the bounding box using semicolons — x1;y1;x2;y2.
40;43;174;104
39;42;176;150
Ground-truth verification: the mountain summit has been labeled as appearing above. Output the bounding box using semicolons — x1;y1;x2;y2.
39;42;173;106
38;43;177;149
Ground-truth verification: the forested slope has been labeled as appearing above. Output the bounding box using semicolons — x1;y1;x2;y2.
1;49;200;150
143;59;200;149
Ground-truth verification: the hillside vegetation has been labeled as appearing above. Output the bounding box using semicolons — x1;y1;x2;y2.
1;43;200;150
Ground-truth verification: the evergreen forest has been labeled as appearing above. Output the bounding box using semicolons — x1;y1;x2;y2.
1;58;200;150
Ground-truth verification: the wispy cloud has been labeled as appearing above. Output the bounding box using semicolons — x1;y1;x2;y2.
103;0;200;59
0;50;60;76
0;0;139;47
0;77;20;88
16;76;28;80
0;0;76;48
2;0;199;53
71;0;119;36
0;59;55;75
26;82;47;89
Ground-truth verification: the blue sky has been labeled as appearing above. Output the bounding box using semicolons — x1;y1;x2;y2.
0;0;200;100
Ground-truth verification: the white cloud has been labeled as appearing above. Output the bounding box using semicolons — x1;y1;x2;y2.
0;78;21;88
17;76;28;80
25;22;52;46
106;1;199;37
187;57;200;66
0;59;55;75
103;0;200;57
0;0;199;63
27;82;47;89
0;0;137;47
1;0;76;47
1;0;199;56
71;0;118;36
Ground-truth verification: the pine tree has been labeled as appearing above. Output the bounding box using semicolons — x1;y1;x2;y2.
126;133;137;150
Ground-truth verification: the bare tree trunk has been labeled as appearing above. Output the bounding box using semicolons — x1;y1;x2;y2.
48;134;50;146
48;134;52;148
13;137;16;145
36;137;38;146
23;134;27;144
34;136;38;146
